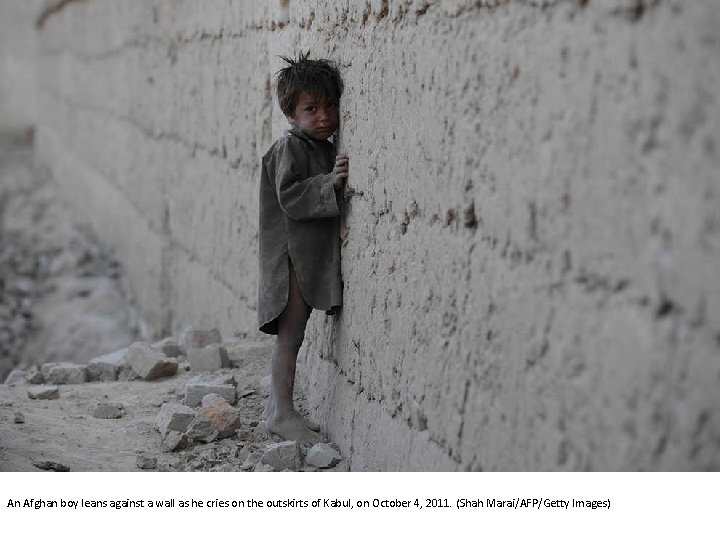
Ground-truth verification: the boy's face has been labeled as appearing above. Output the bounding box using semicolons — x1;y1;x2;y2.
287;91;339;141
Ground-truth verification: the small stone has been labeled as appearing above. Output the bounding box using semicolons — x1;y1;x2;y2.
201;393;226;407
152;337;182;358
43;363;87;385
93;402;124;419
183;376;236;407
187;345;231;372
306;443;341;469
260;441;301;471
331;461;350;472
155;402;195;436
179;327;222;353
87;349;128;382
185;414;218;443
195;398;240;439
4;369;27;385
240;449;264;471
260;375;271;391
27;370;44;384
161;430;189;452
253;463;274;472
28;385;59;400
13;411;25;424
127;342;178;381
136;454;157;470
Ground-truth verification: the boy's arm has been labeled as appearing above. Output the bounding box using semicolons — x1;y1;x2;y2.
275;139;340;221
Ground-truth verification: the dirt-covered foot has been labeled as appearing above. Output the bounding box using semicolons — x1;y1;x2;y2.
266;411;323;445
263;394;321;432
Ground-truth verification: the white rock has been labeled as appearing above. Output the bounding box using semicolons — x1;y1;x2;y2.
4;369;27;385
183;375;236;407
260;441;301;471
43;363;87;385
87;348;128;381
155;402;195;436
127;342;178;381
28;385;59;400
306;443;341;469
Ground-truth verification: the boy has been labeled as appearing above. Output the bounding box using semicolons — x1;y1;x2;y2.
257;52;348;443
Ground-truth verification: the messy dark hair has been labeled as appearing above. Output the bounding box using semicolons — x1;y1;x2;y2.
276;51;344;117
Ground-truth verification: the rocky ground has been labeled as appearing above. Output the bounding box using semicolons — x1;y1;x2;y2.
0;133;346;472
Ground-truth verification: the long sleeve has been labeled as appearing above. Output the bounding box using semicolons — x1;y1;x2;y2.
274;138;339;221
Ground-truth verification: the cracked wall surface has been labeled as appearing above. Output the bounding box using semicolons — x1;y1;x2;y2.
28;0;720;470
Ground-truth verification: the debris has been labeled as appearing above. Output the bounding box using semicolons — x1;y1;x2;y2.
93;402;124;419
87;348;128;381
43;363;88;385
13;411;25;424
155;402;195;436
152;337;182;358
187;344;231;372
185;414;218;444
183;375;236;407
26;369;44;384
27;385;59;400
240;449;265;471
225;341;272;367
306;443;341;469
179;327;221;353
260;441;301;471
136;453;157;470
33;460;70;472
127;342;178;381
4;369;27;385
194;394;241;439
161;430;189;452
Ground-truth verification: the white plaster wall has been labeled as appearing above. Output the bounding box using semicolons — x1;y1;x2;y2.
34;0;720;470
0;0;43;132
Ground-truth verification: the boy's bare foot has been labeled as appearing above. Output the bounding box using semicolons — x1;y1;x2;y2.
263;394;321;431
266;411;323;445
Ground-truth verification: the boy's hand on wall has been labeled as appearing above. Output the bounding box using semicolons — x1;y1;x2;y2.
333;154;349;190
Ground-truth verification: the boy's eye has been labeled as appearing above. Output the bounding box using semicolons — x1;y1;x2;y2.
304;106;316;112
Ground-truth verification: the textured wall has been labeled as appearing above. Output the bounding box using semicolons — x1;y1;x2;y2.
34;0;720;470
0;0;43;131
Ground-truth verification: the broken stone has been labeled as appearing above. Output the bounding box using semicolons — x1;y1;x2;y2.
161;430;189;452
28;385;59;400
4;369;27;385
43;363;87;385
187;344;230;372
240;449;265;471
194;395;240;439
260;375;271;391
183;375;236;407
305;443;341;469
136;454;157;470
260;441;301;471
179;327;222;353
87;348;128;381
155;402;195;436
331;461;350;472
152;337;182;358
127;342;178;381
93;402;124;419
253;463;274;472
26;370;44;384
14;411;25;424
185;414;218;444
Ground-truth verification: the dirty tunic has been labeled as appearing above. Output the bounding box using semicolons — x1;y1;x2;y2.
257;126;342;335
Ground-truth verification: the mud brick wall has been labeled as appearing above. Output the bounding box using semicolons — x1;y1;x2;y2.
33;0;720;470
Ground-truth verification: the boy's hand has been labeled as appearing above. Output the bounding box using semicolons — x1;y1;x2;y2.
333;154;349;190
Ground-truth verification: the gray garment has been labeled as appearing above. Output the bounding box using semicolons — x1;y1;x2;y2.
257;126;342;335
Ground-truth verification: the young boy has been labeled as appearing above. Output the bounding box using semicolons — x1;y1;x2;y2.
257;52;348;444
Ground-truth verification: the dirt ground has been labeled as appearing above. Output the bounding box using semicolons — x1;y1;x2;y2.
0;134;339;472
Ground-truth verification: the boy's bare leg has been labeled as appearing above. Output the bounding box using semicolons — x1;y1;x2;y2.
262;387;320;431
264;262;322;444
